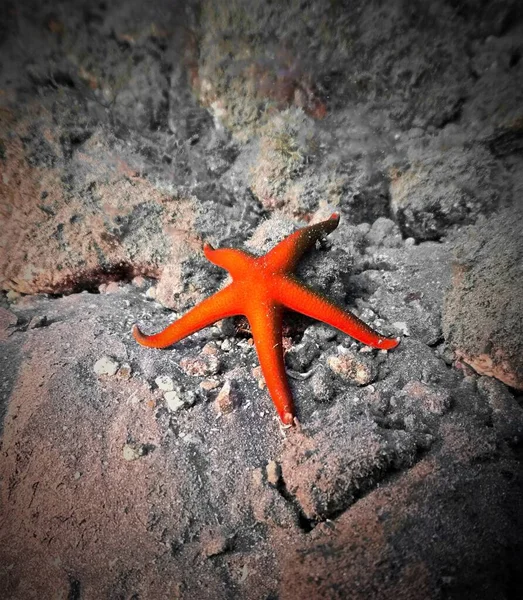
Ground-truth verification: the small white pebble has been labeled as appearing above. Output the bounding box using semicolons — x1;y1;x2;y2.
155;375;174;391
122;444;142;461
266;460;281;486
164;390;185;412
93;356;119;377
392;322;410;336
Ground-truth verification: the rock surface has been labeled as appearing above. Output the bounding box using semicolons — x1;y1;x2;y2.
1;280;522;599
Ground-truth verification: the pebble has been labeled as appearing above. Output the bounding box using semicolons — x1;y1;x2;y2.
93;356;119;377
201;342;219;355
215;380;239;414
145;286;157;299
366;217;403;247
359;307;377;322
122;443;144;461
164;390;185;412
105;281;121;294
252;366;266;389
132;276;146;288
436;344;455;366
356;222;371;235
251;468;263;487
266;460;281;486
200;379;220;392
180;353;220;377
304;323;337;344
327;349;377;386
392;321;410;336
117;364;132;380
238;339;253;354
155;375;174;391
239;564;250;583
184;390;198;407
221;339;233;352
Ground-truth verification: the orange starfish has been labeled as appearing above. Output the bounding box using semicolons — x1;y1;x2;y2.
133;214;399;425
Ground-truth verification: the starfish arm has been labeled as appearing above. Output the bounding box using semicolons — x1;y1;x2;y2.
276;276;400;350
247;305;295;426
203;244;255;279
132;284;241;349
263;213;340;272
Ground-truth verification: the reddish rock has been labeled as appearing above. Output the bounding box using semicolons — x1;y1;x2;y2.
180;352;221;377
199;378;220;393
131;275;146;287
0;107;198;301
214;379;239;415
104;281;121;294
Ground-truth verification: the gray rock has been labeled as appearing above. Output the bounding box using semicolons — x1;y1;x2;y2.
443;206;523;390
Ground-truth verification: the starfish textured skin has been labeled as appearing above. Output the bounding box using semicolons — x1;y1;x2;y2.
133;214;399;426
